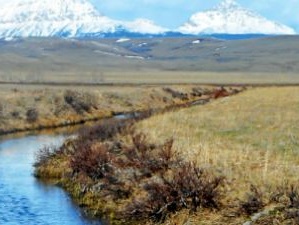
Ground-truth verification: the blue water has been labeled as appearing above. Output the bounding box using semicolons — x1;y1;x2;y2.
0;135;101;225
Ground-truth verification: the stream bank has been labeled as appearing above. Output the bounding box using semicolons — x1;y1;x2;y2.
0;85;245;136
33;86;244;225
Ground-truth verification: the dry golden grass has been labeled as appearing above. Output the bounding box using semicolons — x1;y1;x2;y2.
0;84;215;134
2;71;299;85
33;86;299;224
138;87;299;203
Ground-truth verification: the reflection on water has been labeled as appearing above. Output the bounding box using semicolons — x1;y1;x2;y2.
0;135;101;225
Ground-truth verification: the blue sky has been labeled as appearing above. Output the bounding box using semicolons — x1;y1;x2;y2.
91;0;299;31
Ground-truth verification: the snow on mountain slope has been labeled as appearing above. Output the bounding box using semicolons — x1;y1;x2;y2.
0;0;167;38
122;19;167;34
0;0;295;38
178;0;296;35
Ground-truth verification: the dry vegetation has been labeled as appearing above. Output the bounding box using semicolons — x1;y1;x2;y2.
0;85;235;135
137;87;299;224
34;87;299;224
35;119;225;225
138;87;299;187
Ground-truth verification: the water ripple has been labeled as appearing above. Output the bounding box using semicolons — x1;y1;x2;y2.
0;135;101;225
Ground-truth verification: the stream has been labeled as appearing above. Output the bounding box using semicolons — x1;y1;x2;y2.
0;101;210;224
0;134;102;225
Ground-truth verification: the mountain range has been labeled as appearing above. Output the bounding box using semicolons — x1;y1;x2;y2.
179;0;296;35
0;0;296;39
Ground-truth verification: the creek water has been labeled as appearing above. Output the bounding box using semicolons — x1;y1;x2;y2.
0;134;102;225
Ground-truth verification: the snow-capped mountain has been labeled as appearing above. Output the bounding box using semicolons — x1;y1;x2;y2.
179;0;296;35
0;0;167;38
0;0;296;39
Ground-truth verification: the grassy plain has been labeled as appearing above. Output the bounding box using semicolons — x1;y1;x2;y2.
1;36;299;85
137;87;299;224
139;87;299;186
0;84;231;135
2;35;299;224
35;86;299;224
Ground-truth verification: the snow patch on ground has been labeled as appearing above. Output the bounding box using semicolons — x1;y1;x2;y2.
116;38;130;43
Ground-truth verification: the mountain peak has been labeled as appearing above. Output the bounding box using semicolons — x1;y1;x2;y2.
0;0;295;38
0;0;167;38
2;0;101;23
178;1;296;35
217;0;240;10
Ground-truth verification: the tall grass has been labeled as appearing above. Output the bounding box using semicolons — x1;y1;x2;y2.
35;116;225;224
138;87;299;189
35;87;299;224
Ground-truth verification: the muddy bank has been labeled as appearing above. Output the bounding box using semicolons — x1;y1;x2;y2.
0;85;244;136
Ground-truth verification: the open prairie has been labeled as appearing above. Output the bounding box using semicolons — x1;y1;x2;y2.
2;35;299;225
2;35;299;135
35;86;299;225
0;36;299;84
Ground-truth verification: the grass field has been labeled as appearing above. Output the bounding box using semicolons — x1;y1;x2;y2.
0;84;236;135
1;36;299;85
34;86;299;224
139;87;299;186
2;35;299;224
2;71;299;85
137;87;299;224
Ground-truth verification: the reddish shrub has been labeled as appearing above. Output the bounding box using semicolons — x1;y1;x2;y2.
163;87;189;101
124;163;224;222
34;145;61;167
240;185;264;215
116;134;176;178
26;108;38;123
70;142;113;180
64;90;95;114
212;87;230;99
